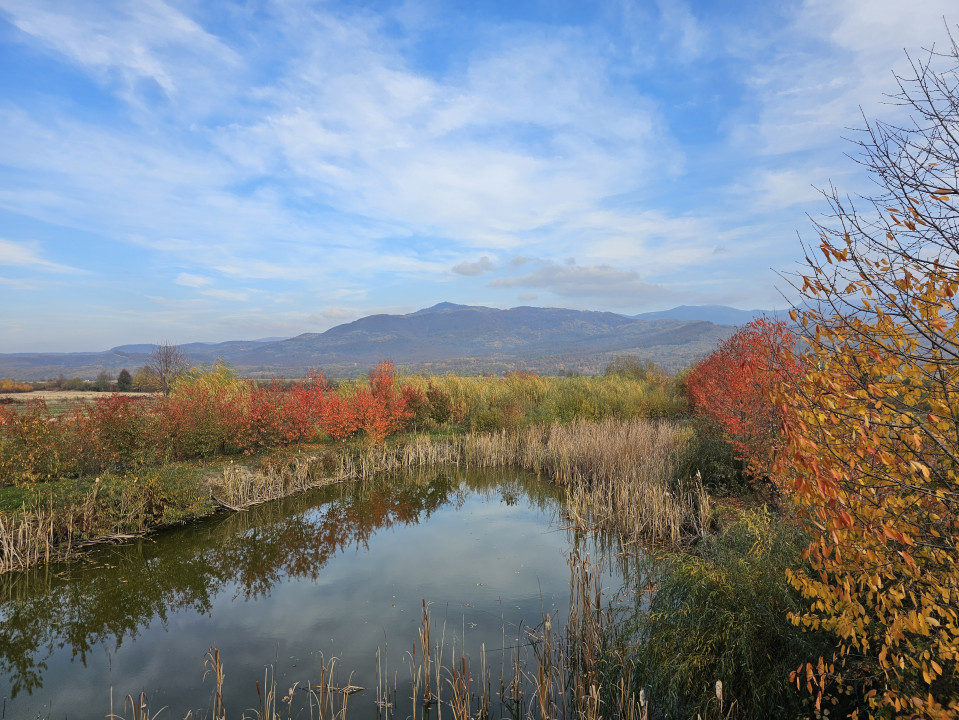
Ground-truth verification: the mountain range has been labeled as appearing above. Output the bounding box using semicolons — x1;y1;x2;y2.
0;303;773;381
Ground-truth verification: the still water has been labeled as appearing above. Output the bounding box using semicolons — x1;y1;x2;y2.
0;468;625;720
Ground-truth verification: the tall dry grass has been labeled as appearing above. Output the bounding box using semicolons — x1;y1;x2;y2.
0;469;211;573
459;420;709;544
210;418;707;545
0;508;54;572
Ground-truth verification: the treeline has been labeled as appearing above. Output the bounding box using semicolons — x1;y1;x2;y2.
0;360;682;487
1;366;162;393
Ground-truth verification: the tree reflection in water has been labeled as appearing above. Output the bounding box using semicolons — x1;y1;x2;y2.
0;468;563;699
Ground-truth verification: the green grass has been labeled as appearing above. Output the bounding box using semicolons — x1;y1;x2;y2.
609;508;834;720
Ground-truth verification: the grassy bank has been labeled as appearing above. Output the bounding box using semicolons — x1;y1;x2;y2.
0;416;707;573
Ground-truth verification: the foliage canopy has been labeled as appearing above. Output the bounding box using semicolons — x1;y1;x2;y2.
777;37;959;718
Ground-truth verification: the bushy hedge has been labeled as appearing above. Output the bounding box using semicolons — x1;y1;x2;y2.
0;362;411;485
1;362;687;487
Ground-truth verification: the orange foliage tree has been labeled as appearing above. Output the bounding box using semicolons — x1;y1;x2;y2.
351;361;411;442
777;40;959;717
685;317;797;484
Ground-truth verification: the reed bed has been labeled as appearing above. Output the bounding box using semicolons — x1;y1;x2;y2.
3;413;707;572
395;369;685;432
210;418;708;545
459;420;709;544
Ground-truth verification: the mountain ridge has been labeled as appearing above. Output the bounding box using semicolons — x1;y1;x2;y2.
0;303;766;380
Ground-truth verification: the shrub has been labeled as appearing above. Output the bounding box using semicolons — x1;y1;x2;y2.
684;318;796;487
425;381;454;425
0;400;72;485
86;394;162;469
162;362;250;458
0;378;32;393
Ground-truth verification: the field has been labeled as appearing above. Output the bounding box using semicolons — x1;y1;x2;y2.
0;389;152;415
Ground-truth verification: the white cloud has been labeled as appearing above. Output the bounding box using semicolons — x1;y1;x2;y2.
655;0;708;63
1;0;954;351
489;259;674;306
0;238;83;273
746;0;957;158
313;307;358;322
0;0;240;114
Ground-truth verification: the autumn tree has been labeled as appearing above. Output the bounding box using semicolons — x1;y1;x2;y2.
778;38;959;717
685;317;796;486
132;365;161;393
116;368;133;392
148;341;189;396
93;370;113;392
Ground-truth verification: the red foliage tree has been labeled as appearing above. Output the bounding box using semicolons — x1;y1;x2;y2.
352;361;411;442
685;318;797;483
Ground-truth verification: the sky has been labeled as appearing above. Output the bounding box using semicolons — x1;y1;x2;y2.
0;0;956;352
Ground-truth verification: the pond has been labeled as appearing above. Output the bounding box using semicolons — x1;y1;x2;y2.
0;468;627;720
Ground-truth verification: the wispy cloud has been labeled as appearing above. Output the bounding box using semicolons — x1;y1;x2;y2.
0;0;954;350
0;238;84;273
0;276;47;290
201;288;250;302
452;256;497;276
174;273;213;288
0;0;240;114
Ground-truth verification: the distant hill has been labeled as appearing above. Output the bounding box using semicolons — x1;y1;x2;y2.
0;303;740;381
633;305;777;326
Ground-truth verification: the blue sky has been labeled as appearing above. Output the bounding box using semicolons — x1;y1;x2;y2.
0;0;954;352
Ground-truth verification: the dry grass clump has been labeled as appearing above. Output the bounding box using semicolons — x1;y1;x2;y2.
0;469;211;573
0;509;54;572
459;419;709;543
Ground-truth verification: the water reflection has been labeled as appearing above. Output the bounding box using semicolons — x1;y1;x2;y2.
1;467;612;718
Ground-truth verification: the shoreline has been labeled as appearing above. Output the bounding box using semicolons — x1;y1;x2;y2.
1;419;708;574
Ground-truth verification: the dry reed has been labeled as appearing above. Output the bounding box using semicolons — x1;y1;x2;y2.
3;417;707;574
98;550;647;720
210;418;709;546
404;549;648;720
0;508;54;572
